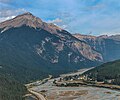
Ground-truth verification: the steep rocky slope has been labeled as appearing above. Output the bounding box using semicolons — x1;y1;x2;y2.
74;34;120;62
0;13;102;83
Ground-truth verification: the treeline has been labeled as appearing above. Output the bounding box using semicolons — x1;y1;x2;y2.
84;59;120;85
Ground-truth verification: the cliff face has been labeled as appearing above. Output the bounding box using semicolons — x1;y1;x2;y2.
0;13;102;82
74;34;120;62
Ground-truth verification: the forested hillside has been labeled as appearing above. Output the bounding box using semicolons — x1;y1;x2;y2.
84;60;120;85
0;74;27;100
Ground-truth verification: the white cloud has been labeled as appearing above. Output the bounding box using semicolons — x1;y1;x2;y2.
47;18;62;23
0;0;10;3
61;25;67;29
0;8;26;17
47;18;68;29
0;16;15;22
100;32;120;36
0;8;26;22
85;4;105;11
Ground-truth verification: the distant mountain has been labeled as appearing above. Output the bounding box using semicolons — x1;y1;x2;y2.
83;59;120;85
0;12;102;83
73;34;120;62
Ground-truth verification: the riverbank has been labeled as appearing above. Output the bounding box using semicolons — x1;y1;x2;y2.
25;75;52;100
55;80;120;92
26;68;120;100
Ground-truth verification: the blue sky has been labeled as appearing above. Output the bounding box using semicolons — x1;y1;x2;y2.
0;0;120;35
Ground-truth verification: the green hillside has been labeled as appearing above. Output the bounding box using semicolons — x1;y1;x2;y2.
84;60;120;85
0;74;27;100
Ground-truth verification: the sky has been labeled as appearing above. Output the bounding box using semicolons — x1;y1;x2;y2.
0;0;120;36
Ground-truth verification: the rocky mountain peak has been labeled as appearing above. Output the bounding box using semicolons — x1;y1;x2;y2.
15;12;43;23
0;12;62;34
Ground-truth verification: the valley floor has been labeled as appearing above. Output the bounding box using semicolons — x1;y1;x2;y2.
27;68;120;100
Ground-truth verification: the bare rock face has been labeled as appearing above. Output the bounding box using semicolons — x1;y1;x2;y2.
74;34;120;62
0;13;103;82
0;12;62;34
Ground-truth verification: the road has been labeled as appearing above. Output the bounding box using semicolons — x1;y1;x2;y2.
28;89;46;100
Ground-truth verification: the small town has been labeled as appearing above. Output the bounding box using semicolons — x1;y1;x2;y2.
53;73;120;91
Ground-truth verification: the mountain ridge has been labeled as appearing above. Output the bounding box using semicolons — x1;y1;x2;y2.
73;34;120;62
0;13;102;62
0;13;119;84
0;12;62;34
0;13;103;83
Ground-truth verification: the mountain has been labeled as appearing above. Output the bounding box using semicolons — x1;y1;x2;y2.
0;12;119;99
0;12;62;34
0;12;102;83
73;34;120;62
83;59;120;85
